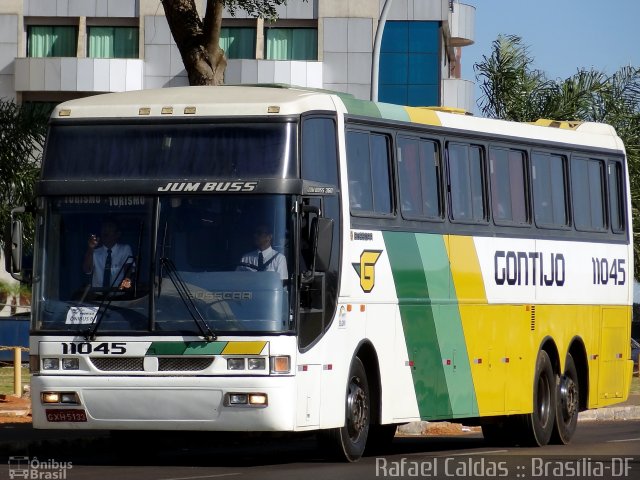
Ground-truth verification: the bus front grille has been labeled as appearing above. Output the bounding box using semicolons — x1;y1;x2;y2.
158;357;213;371
89;357;214;372
91;357;144;371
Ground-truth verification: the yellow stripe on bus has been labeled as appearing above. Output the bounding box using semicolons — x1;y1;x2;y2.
221;341;268;355
404;107;442;126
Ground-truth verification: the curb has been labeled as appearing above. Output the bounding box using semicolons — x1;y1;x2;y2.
396;406;640;436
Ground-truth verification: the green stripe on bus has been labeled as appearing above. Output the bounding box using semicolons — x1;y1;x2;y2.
376;102;411;122
146;341;226;356
415;234;478;418
383;231;452;419
336;94;382;118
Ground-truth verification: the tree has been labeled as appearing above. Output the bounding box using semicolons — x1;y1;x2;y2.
161;0;293;86
475;35;640;279
0;100;49;253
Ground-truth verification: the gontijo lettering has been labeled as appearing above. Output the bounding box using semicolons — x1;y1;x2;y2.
494;250;565;286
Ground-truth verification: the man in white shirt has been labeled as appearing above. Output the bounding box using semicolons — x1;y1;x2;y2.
83;219;134;290
237;225;288;280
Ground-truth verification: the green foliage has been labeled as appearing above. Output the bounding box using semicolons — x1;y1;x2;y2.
0;100;49;251
474;35;640;280
222;0;290;21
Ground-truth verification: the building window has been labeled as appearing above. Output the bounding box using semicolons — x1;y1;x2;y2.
265;28;317;60
220;27;256;59
571;157;605;231
397;136;442;219
489;147;528;225
88;27;139;59
532;152;568;227
28;26;77;57
346;130;392;215
447;142;486;222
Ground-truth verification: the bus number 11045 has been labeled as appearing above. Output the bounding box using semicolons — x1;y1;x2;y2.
61;342;127;355
591;257;626;286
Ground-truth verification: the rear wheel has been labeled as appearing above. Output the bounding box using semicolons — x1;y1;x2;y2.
550;353;579;444
518;350;556;446
318;357;370;462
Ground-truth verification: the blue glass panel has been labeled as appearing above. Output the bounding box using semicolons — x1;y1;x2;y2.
380;53;408;84
407;85;439;107
409;22;439;53
408;53;439;84
379;85;408;106
381;21;408;53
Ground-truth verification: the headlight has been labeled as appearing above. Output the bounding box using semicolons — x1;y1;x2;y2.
248;358;266;370
42;358;60;370
62;358;80;370
270;356;290;374
227;358;245;370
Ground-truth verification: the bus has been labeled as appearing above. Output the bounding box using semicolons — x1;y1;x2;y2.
10;85;633;461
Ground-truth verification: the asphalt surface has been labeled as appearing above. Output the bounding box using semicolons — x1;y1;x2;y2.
0;420;638;480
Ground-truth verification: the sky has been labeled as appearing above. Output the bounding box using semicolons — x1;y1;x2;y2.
460;0;640;109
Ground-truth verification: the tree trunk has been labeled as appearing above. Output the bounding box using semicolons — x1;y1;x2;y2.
161;0;227;86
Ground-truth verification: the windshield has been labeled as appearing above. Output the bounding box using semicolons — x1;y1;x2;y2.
33;195;295;335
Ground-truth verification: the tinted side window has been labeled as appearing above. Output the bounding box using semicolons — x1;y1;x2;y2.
608;161;625;233
398;136;442;219
301;117;338;185
346;130;392;215
447;142;486;222
571;157;605;231
490;147;528;225
532;152;568;227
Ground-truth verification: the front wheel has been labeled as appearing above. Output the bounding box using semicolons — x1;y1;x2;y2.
550;353;579;444
318;357;370;462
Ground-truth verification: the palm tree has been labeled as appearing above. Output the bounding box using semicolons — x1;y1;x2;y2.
0;99;50;253
475;35;640;279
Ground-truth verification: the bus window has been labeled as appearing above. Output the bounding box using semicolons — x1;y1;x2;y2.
301;117;338;185
398;136;442;219
571;157;605;231
447;142;487;222
608;161;625;233
490;147;528;225
532;152;568;228
346;130;392;215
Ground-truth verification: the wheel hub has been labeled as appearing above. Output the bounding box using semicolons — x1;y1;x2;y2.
346;379;368;440
559;375;578;421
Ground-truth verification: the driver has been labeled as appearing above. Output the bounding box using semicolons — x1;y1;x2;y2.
237;225;288;280
83;218;134;289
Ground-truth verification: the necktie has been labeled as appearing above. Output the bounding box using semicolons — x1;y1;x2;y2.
103;249;112;288
258;252;264;271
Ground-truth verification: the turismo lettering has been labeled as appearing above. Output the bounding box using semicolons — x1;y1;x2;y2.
494;250;565;287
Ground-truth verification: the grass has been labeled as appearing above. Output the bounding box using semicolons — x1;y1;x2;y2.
0;365;30;396
630;374;640;395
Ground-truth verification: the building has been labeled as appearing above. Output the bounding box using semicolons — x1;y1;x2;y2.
0;0;475;110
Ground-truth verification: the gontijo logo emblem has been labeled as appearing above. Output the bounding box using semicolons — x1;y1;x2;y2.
352;250;383;293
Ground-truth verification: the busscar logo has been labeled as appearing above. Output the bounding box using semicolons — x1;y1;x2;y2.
352;250;383;293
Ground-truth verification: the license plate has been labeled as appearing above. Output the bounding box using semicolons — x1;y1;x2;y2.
45;409;87;422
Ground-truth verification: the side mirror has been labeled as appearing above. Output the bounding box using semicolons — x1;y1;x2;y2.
9;207;25;281
313;217;333;272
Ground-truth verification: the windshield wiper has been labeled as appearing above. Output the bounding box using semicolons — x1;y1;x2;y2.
84;257;136;341
159;257;216;342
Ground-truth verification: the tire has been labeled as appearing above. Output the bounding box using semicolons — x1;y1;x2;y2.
550;353;579;444
518;350;556;446
318;357;370;462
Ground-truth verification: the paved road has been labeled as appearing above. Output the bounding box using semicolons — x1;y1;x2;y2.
0;421;638;480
